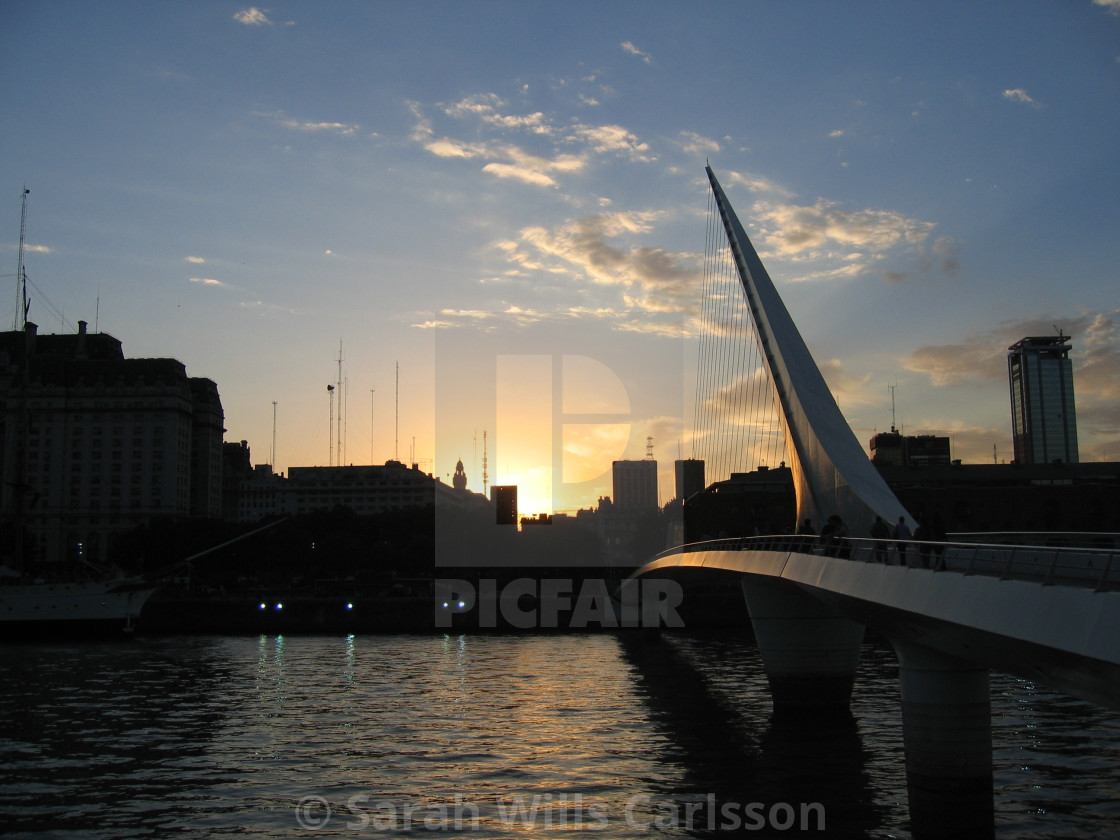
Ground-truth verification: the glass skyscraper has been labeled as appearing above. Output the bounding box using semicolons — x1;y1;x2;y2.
1008;335;1079;464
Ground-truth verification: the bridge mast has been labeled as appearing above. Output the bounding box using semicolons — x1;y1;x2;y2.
705;166;915;535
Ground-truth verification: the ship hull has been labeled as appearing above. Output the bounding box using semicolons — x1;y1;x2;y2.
0;580;158;640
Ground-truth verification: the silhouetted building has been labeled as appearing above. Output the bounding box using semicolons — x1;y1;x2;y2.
682;461;1120;541
870;430;951;467
222;440;255;520
684;465;796;539
0;321;224;568
613;459;658;511
675;458;706;501
1009;335;1078;464
491;485;517;525
452;458;467;491
237;460;487;522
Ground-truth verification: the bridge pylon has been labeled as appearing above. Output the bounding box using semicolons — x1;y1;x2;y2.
705;166;916;537
893;639;994;838
740;577;864;713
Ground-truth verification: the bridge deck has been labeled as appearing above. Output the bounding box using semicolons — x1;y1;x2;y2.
634;536;1120;709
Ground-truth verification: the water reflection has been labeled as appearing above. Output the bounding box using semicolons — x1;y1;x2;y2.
0;633;1116;838
619;630;899;837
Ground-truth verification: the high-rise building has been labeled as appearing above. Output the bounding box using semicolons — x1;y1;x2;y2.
1008;335;1079;465
612;459;658;511
0;321;224;569
491;485;518;525
674;459;706;501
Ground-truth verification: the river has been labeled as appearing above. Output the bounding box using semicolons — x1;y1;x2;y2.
1;632;1117;838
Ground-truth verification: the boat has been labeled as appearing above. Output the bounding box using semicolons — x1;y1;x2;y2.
0;571;158;638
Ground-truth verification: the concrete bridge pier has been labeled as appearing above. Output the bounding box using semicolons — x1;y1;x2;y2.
892;639;994;839
740;578;865;714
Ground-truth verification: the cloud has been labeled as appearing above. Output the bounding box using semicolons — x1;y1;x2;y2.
698;369;774;426
882;236;961;284
1002;88;1042;109
678;131;721;157
568;123;653;161
256;110;357;135
412;319;460;330
818;357;874;407
931;236;960;277
722;187;950;288
1093;0;1120;15
621;41;652;64
425;138;487;159
414;212;702;335
234;7;271;25
409;95;654;188
186;256;205;264
513;212;701;324
440;308;494;321
753;198;936;259
905;311;1120;400
482;146;584;187
443;94;551;133
725;170;796;198
190;277;225;287
281;119;358;135
905;339;1003;387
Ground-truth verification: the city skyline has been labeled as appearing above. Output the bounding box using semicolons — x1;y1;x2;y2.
3;2;1119;514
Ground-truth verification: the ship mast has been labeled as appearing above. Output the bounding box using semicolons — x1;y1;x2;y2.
10;188;32;572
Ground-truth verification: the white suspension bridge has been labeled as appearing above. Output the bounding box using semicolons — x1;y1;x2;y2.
627;166;1120;839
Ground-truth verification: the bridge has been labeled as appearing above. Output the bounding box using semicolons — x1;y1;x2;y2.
628;167;1120;838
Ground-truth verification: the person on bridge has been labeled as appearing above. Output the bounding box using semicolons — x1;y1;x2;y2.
870;515;891;562
797;518;815;552
820;514;850;558
928;509;947;570
893;516;913;566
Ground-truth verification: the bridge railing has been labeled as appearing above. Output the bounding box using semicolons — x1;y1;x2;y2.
652;534;1120;592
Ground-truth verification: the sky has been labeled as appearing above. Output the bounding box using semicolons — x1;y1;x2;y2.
2;1;1118;515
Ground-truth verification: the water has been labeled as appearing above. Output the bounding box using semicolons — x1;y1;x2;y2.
1;632;1117;838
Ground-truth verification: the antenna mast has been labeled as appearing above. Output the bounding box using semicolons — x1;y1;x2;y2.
395;361;399;462
327;384;335;465
271;401;278;468
336;340;344;468
888;383;897;432
14;187;30;329
482;430;489;496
